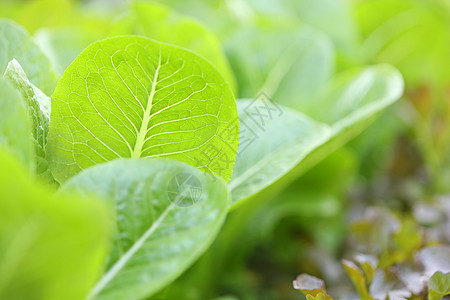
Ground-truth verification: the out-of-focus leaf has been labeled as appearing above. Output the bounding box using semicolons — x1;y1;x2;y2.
289;0;360;54
62;158;229;300
261;28;335;110
0;19;57;95
300;65;403;125
390;217;422;264
14;0;74;33
3;59;53;181
148;0;226;29
0;150;109;300
46;36;239;183
369;269;411;300
229;98;331;208
0;0;22;19
34;26;106;76
397;262;425;295
229;65;403;207
350;207;401;255
306;294;328;300
226;25;334;102
0;78;33;170
342;260;373;300
354;254;378;284
242;0;359;55
428;271;450;300
355;0;450;86
417;246;450;277
293;274;333;300
111;1;236;93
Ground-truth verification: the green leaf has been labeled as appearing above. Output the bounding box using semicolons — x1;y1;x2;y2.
0;78;33;170
243;0;359;52
289;0;359;53
229;65;403;207
369;269;411;300
229;98;331;208
429;271;450;300
34;27;106;76
3;59;53;180
226;25;334;101
296;65;404;126
293;274;334;300
62;158;229;300
111;1;237;93
355;254;377;284
306;295;327;300
0;19;57;95
0;150;109;300
47;36;239;183
342;260;374;300
266;27;335;110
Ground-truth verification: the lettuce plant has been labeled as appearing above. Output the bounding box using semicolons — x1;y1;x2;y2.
0;2;404;298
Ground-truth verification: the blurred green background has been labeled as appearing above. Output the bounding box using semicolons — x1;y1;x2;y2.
2;0;450;299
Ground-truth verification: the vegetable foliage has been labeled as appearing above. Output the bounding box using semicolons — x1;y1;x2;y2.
0;1;421;299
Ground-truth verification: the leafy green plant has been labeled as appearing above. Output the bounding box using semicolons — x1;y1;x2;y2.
0;1;410;299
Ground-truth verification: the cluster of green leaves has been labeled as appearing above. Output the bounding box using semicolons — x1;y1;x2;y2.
140;0;450;298
294;203;450;300
0;18;236;299
0;0;409;299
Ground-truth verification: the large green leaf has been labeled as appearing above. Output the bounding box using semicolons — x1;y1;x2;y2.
0;78;33;170
62;158;229;300
229;98;331;207
0;19;57;95
111;1;237;93
429;271;450;300
229;65;404;207
0;150;109;300
3;59;53;180
47;36;239;183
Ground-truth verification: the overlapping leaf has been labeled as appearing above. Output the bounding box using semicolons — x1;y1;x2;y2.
0;150;109;300
62;158;229;300
0;19;57;95
3;59;52;180
226;25;334;104
229;98;331;207
229;65;404;206
0;78;33;170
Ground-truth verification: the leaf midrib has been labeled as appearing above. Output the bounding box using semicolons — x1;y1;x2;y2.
87;201;176;299
131;54;162;158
